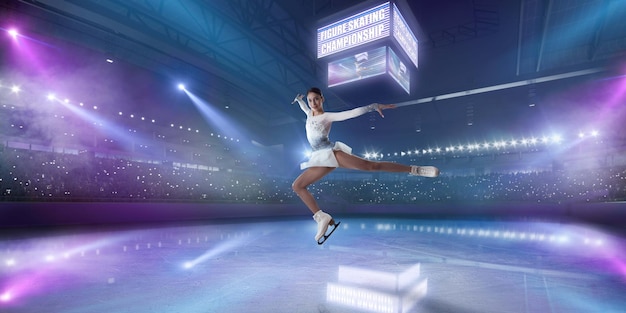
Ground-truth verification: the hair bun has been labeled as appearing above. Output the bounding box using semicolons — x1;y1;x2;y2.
307;87;323;97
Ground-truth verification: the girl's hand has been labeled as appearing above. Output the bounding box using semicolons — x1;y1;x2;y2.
292;94;304;104
374;103;397;118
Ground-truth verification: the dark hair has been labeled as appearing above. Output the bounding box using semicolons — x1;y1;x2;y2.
307;87;323;97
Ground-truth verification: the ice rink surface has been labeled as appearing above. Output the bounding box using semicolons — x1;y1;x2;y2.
1;216;625;313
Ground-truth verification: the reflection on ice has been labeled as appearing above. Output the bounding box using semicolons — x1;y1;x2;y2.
0;218;624;312
327;263;427;313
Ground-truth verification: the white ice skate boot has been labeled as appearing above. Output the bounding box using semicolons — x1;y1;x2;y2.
410;165;440;177
313;210;340;245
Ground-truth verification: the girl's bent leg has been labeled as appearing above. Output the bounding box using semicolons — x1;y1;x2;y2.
292;167;335;214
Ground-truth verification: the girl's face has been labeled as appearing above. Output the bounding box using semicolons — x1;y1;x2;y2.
307;92;324;111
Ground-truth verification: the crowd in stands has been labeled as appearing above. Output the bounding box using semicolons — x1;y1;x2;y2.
0;147;292;203
1;147;625;205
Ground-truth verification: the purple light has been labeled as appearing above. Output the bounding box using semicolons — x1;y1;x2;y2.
8;28;18;39
0;291;11;302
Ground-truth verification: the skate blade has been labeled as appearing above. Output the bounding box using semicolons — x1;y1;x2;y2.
317;221;341;245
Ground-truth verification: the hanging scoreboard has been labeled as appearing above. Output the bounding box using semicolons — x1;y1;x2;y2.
317;1;419;94
317;2;391;59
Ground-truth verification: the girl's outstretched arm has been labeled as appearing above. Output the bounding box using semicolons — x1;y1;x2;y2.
294;94;310;115
325;103;397;122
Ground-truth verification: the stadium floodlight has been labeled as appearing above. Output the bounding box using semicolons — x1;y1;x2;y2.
47;93;56;100
177;83;186;91
591;130;599;137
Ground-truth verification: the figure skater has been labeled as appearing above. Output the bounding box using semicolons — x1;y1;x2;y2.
292;87;439;244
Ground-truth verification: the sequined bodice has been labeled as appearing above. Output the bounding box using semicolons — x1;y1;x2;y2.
306;115;333;151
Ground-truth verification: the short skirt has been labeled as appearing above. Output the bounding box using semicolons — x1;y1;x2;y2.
300;141;352;170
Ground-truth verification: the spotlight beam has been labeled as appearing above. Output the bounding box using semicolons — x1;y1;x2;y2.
183;238;244;269
181;89;245;142
52;98;151;151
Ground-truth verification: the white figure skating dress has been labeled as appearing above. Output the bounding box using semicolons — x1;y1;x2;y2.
296;98;378;169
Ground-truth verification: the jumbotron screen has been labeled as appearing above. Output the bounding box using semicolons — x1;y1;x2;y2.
387;48;409;93
328;46;410;93
328;46;387;87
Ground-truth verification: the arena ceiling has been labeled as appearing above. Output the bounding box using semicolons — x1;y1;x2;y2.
2;0;626;151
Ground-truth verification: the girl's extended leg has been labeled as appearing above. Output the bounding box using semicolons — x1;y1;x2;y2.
335;150;440;177
292;167;335;214
334;150;410;172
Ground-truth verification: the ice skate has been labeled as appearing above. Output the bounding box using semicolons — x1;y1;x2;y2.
410;165;439;178
313;210;340;245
